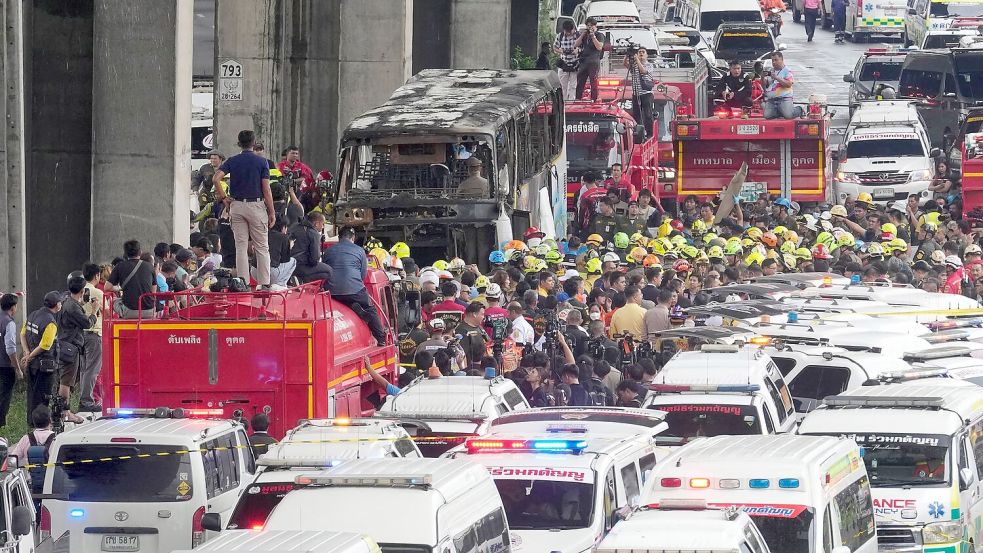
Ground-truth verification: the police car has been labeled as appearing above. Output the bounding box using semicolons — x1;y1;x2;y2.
445;407;670;553
642;344;797;440
376;374;529;457
219;418;421;532
41;407;254;553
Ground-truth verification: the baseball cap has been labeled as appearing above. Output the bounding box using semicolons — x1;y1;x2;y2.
912;260;932;272
558;269;581;282
945;254;964;268
428;318;445;331
43;291;62;308
175;248;195;262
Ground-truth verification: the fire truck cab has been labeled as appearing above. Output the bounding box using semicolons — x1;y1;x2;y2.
102;272;400;439
672;98;832;206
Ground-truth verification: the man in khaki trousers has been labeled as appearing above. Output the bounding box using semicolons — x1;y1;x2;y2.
212;130;275;289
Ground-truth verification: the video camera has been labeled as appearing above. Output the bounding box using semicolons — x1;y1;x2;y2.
50;396;69;434
616;37;643;57
210;268;250;293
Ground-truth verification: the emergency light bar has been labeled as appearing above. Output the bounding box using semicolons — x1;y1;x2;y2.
660;477;800;489
258;457;345;468
106;407;225;419
928;319;983;331
649;384;761;394
824;396;944;409
699;344;741;353
903;346;975;361
465;438;588;454
658;498;707;510
923;330;971;344
295;473;433;488
545;424;589;434
296;418;375;428
879;368;949;382
374;410;488;422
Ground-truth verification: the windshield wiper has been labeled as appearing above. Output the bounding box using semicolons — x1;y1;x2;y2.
871;477;946;487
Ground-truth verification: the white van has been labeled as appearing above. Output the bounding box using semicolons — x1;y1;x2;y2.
641;344;797;441
676;0;765;40
445;407;669;553
799;382;983;553
377;375;529;457
644;434;877;553
220;418;421;531
594;500;772;553
174;530;381;553
262;458;509;553
793;282;982;310
42;407;255;553
834;101;939;205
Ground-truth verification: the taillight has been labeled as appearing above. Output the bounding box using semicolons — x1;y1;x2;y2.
40;506;51;539
192;506;205;547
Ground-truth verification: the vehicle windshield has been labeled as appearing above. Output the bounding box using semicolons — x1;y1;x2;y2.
52;445;193;502
494;479;595;530
650;404;762;445
859;61;903;81
227;482;300;530
923;35;971;49
752;509;815;553
714;31;774;57
810;433;951;487
954;53;983;100
965;115;983;134
931;3;983;17
412;432;471;458
566;114;623;170
700;11;763;32
846;138;924;158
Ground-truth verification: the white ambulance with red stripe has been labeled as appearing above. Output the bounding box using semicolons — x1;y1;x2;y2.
643;434;877;553
443;407;671;553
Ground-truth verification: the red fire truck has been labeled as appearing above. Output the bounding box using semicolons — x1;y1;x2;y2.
671;103;833;204
565;98;662;230
957;109;983;214
102;273;400;438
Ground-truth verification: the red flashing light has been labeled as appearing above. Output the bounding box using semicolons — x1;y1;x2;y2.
714;107;729;119
110;437;137;443
184;408;224;418
690;478;711;489
661;478;682;488
598;78;622;87
251;524;264;531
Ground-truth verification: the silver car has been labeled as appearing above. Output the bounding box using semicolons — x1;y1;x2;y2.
843;50;907;115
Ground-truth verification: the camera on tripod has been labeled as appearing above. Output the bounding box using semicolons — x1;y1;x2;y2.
50;396;69;434
617;37;643;57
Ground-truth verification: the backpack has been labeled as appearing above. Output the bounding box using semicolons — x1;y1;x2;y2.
27;431;55;494
587;380;610;407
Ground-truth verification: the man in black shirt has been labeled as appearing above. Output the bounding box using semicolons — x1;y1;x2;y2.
260;219;296;288
716;60;751;109
575;17;605;102
106;240;157;319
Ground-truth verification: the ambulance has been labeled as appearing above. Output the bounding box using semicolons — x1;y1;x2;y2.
904;0;983;51
174;530;382;553
444;407;670;553
799;382;983;553
594;500;772;553
644;434;877;553
641;344;797;442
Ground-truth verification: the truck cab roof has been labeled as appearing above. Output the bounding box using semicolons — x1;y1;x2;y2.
258;418;419;470
378;376;526;422
595;507;766;553
57;414;240;446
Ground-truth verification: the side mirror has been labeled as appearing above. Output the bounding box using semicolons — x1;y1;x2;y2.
960;467;976;491
930;147;942;158
908;7;917;14
778;43;787;51
200;512;223;532
11;506;31;538
615;122;627;135
843;74;855;83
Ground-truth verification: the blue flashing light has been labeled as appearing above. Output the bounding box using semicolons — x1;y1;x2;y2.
531;440;588;452
787;311;799;323
716;385;761;393
116;409;134;416
69;509;85;518
748;479;770;489
779;478;800;489
851;274;861;284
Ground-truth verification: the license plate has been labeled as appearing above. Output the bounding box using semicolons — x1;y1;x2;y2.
873;188;894;199
737;125;760;135
102;535;139;552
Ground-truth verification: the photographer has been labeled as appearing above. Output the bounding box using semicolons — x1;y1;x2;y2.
575;17;605;102
563;309;590;358
56;275;94;424
553;19;580;100
455;301;489;370
623;47;656;139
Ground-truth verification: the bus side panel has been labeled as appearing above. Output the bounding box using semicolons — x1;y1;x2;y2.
677;140;782;196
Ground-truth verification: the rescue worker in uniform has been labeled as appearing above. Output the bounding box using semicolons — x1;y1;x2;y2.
588;197;627;243
625;201;648;235
19;292;62;424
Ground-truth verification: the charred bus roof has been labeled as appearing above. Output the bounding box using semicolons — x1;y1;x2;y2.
342;69;561;144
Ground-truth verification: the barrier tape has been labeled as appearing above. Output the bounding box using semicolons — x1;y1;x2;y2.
20;435;470;470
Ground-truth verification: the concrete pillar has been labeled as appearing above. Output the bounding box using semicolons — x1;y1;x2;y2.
213;0;281;160
90;0;193;263
510;0;540;63
216;0;413;173
1;0;27;297
451;0;511;69
23;0;95;307
413;0;451;73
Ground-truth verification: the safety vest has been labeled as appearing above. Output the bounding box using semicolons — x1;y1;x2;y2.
24;307;57;360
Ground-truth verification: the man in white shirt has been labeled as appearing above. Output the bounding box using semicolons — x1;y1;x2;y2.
508;301;535;346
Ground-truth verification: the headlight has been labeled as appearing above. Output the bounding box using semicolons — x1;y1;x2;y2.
909;169;933;181
835;171;860;184
922;521;962;544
